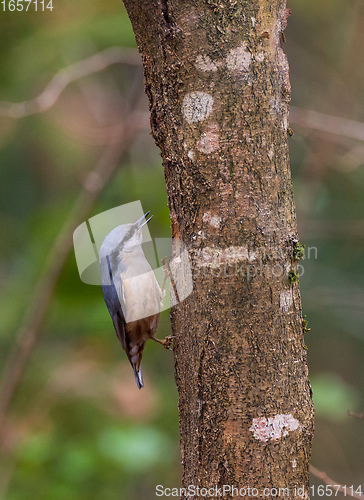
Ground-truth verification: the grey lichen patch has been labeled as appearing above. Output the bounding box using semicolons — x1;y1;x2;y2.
269;97;281;117
195;54;218;72
194;44;254;76
182;92;214;124
282;115;288;130
226;43;251;72
202;211;222;229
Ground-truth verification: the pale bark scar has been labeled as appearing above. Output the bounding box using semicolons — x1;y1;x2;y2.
249;414;301;442
197;123;219;154
195;246;257;268
280;290;293;312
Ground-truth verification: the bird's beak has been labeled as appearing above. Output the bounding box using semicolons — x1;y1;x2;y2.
136;211;153;229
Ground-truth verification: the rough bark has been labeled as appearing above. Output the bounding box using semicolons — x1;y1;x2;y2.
122;0;314;497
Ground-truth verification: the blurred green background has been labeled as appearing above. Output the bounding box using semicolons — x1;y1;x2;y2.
0;0;363;498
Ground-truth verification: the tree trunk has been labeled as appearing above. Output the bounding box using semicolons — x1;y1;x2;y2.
122;0;314;497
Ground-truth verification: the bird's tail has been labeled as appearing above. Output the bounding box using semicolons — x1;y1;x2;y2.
128;339;145;389
133;365;144;389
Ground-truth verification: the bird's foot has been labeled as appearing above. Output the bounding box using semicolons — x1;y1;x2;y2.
153;335;175;351
162;335;175;350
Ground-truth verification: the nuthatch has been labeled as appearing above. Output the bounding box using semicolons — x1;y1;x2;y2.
99;212;172;389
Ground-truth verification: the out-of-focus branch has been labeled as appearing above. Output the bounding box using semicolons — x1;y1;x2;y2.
60;112;150;145
348;410;364;419
290;107;364;142
0;47;141;118
310;465;363;499
0;108;147;438
4;44;364;149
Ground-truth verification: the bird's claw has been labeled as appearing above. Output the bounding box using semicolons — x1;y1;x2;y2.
162;335;175;351
152;334;175;350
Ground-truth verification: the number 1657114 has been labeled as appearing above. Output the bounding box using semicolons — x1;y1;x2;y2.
1;0;53;11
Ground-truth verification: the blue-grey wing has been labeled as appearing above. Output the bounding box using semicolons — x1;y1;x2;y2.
101;254;127;351
100;253;145;389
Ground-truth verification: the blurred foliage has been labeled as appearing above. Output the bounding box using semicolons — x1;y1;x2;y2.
0;0;363;498
310;373;360;423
